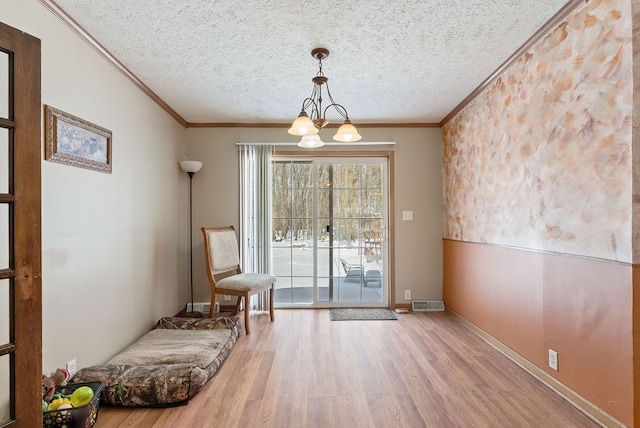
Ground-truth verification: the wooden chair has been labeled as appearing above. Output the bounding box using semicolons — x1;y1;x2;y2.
201;226;275;334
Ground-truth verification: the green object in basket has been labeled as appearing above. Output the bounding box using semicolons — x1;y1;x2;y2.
70;386;94;408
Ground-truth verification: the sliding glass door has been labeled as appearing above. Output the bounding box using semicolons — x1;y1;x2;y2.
272;157;388;308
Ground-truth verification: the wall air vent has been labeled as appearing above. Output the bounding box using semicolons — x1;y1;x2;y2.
411;300;445;312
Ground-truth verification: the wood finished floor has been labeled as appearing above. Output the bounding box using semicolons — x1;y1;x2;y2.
95;310;600;428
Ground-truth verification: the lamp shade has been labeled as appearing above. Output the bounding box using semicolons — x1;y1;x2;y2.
288;111;319;136
298;134;324;148
179;160;203;173
333;120;362;142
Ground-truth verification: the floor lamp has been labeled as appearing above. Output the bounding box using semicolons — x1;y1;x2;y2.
180;160;203;318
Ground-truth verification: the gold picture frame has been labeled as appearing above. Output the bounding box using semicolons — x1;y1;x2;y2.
44;105;112;174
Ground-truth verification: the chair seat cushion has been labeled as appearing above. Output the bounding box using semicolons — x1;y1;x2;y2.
217;272;275;292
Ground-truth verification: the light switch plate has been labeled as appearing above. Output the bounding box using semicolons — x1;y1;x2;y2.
402;211;413;221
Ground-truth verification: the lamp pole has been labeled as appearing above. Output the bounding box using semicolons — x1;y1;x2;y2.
180;160;203;318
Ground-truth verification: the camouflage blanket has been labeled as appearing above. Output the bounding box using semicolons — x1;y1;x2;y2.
72;316;240;407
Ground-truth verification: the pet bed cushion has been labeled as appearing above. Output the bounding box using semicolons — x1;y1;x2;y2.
71;316;239;407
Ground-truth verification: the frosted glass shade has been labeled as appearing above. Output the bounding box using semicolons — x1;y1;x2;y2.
288;111;319;136
179;160;203;173
297;134;324;148
333;120;361;142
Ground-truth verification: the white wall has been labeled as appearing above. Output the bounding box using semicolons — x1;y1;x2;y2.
4;0;188;373
186;127;443;305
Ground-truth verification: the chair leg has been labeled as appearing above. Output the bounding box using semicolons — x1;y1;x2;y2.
269;285;274;322
243;295;251;335
232;296;242;316
208;295;216;318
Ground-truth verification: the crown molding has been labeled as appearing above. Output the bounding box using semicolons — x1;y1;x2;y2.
39;0;189;127
186;122;440;128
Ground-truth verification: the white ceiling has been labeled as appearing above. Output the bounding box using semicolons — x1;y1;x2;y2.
50;0;569;125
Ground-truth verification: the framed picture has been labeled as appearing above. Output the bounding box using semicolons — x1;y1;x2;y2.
44;105;112;174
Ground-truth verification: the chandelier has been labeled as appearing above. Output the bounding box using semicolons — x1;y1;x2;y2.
288;47;362;147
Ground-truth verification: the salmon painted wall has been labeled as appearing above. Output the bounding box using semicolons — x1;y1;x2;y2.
634;267;640;425
441;0;634;424
443;241;633;422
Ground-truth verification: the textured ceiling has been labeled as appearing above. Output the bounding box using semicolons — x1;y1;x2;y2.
50;0;569;125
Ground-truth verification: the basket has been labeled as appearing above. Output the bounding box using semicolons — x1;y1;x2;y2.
43;381;103;428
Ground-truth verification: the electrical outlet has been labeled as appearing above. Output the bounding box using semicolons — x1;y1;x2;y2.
404;290;411;300
66;359;77;377
223;295;232;301
548;349;558;371
402;211;413;221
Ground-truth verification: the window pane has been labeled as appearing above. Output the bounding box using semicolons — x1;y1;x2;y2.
272;188;291;219
272;162;290;187
271;247;291;276
0;279;8;345
362;164;382;188
362;189;382;216
291;276;312;304
333;189;362;218
291;219;312;276
0;128;7;194
0;51;8;119
317;276;332;302
273;276;292;305
316;248;333;278
317;164;329;187
291;187;311;218
290;163;312;189
317;189;329;218
0;204;7;269
333;164;361;188
333;219;361;246
0;353;10;425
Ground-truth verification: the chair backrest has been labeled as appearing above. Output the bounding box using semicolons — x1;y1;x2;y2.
340;258;350;274
202;226;242;276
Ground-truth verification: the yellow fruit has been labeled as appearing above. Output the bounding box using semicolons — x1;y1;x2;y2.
47;397;70;410
70;386;94;407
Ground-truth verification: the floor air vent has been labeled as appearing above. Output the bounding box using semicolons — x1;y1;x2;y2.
411;300;445;312
186;302;219;314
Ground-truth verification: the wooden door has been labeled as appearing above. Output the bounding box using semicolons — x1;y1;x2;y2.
0;22;42;427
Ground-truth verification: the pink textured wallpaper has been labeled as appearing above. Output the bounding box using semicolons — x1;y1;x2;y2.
633;0;640;262
442;0;633;263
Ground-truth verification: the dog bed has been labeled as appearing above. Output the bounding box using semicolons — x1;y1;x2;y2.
71;316;240;407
